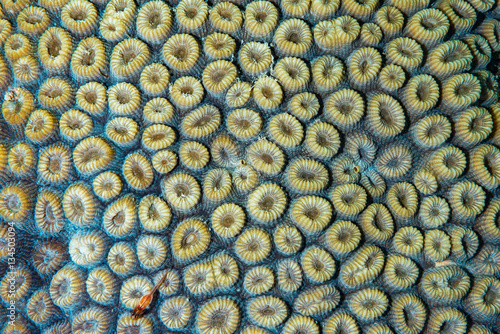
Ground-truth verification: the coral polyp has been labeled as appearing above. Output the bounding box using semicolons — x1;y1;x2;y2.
0;0;499;332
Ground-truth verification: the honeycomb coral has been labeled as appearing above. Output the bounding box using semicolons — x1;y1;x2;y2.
0;0;499;333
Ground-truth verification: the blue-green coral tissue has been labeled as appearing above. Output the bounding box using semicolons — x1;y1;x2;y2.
0;0;500;333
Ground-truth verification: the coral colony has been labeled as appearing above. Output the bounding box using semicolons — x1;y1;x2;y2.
0;0;499;333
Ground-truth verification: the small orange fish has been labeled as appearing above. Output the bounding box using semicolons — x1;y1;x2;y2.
131;270;169;318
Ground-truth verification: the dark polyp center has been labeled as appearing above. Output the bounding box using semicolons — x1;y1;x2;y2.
58;279;69;296
95;281;105;293
148;204;160;220
259;196;275;210
451;3;474;19
398;45;414;58
85;91;97;104
69;117;83;130
102;181;113;191
48;156;62;173
188;150;200;161
151;132;165;141
394;265;409;278
6;195;21;212
287;67;299;78
148;11;161;28
112;210;125;226
443;49;464;63
337;229;351;242
360;59;371;73
114;124;128;135
461;193;474;208
484;287;499;305
181;231;198;248
213;175;224;189
313;259;324;271
421;16;439;29
260;153;274;164
396;192;409;208
248;240;260;251
260;306;276;316
175;183;190;197
115;0;127;11
117;92;130;105
115;254;125;265
35;300;46;313
403;307;417;327
338;102;354;115
26;14;43;25
416;84;431;101
387;157;402;169
299;170;316;181
33;118;45;131
445;154;460;169
305;207;320;220
194;115;212;127
221;215;235;227
317;133;331;147
180;85;194;95
279;122;293;136
379;105;395;126
106;23;116;32
403;236;414;246
364;253;377;268
10;40;22;50
185;7;198;19
430;207;441;217
456;83;472;96
150;73;160;83
174;46;188;60
82;48;96;66
214;40;227;50
385;10;399;24
237;118;251;129
287;30;301;44
210;312;228;328
218;8;233;21
211;69;227;83
71;9;87;21
122;49;137;64
342;194;355;205
362;299;378;309
322;64;334;78
44;203;55;223
47;88;62;98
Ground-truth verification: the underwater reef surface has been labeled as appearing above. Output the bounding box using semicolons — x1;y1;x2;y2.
0;0;500;332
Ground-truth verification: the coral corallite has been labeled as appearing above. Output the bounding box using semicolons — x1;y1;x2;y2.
0;0;499;333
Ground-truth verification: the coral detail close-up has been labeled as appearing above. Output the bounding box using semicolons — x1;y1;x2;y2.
0;0;499;333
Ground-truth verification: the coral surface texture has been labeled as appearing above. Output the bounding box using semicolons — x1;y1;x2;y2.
0;0;499;333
